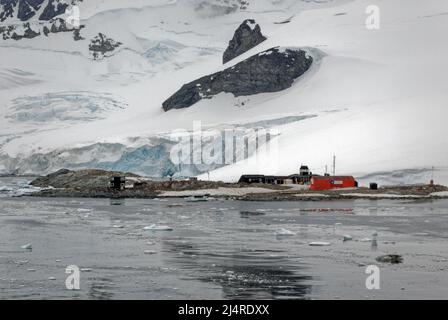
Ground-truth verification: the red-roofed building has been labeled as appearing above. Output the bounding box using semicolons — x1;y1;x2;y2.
310;176;358;191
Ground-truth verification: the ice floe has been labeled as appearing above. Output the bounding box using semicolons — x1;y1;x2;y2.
143;224;173;231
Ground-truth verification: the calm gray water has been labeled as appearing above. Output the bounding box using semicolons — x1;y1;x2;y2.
1;177;448;300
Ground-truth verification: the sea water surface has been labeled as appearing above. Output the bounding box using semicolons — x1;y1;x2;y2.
1;177;448;300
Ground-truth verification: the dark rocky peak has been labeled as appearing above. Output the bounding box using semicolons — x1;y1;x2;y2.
18;0;44;21
163;47;313;111
39;0;68;21
223;19;267;64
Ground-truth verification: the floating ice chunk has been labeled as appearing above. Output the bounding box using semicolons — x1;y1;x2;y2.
20;243;32;250
167;203;184;208
359;238;372;242
309;242;331;246
81;268;93;272
112;225;124;229
48;277;56;280
276;228;296;236
343;235;353;242
144;250;157;255
143;224;173;231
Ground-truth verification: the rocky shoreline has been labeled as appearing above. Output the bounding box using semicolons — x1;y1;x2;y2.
26;169;448;201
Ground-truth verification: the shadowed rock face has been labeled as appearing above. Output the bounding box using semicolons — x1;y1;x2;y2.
223;19;266;64
162;47;313;111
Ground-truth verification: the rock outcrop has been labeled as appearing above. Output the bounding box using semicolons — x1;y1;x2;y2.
0;0;83;22
30;169;139;189
163;47;313;111
89;33;122;60
1;18;84;40
0;1;84;40
223;19;266;64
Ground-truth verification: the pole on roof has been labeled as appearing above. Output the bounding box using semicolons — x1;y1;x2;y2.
332;155;336;176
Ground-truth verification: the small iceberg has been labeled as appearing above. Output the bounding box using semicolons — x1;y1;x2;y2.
143;224;173;231
343;235;353;242
275;228;296;236
309;242;331;246
0;186;13;192
186;196;209;202
20;243;32;250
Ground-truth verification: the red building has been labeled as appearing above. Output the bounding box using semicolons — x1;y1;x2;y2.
310;176;358;191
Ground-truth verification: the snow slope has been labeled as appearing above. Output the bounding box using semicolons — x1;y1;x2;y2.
1;0;447;186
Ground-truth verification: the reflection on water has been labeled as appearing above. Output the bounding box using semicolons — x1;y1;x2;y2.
163;239;312;299
109;198;126;206
88;277;115;300
2;175;448;300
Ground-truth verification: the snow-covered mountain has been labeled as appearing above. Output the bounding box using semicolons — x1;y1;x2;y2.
1;0;447;186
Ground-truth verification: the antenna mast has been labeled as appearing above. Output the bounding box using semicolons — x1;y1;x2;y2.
332;155;336;176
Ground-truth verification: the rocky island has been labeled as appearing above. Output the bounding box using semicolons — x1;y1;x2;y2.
29;169;448;201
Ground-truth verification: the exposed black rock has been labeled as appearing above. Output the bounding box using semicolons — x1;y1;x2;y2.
0;0;17;22
163;47;313;111
89;33;122;60
0;0;82;22
73;27;83;40
223;19;266;64
5;22;40;40
39;0;68;21
0;0;84;40
18;0;44;21
1;17;83;40
0;0;44;22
